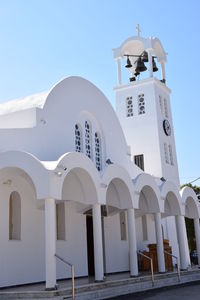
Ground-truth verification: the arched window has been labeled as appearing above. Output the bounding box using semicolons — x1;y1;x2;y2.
75;123;83;152
126;96;133;117
164;98;168;118
85;120;92;159
168;144;174;165
56;203;66;240
138;93;145;115
95;132;102;171
164;143;169;164
9;191;21;240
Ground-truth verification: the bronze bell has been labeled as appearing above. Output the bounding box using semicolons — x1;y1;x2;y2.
141;51;148;62
125;56;132;68
135;57;147;73
152;57;158;72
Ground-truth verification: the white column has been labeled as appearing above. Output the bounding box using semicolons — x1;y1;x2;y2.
117;58;122;85
147;50;153;78
45;198;57;290
175;215;188;270
92;203;104;281
194;218;200;265
154;213;165;272
127;208;138;276
161;61;166;82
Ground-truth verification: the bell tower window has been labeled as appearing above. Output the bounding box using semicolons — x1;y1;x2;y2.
159;95;163;115
168;144;174;165
164;98;168;118
138;93;145;114
85;121;92;159
164;143;169;164
95;132;101;171
126;96;133;117
75;123;83;152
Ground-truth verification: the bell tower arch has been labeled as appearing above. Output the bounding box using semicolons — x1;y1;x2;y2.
113;28;180;186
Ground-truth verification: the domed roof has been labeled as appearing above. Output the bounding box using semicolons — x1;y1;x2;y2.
113;35;167;63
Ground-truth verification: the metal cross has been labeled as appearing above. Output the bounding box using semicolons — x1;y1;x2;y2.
136;23;141;37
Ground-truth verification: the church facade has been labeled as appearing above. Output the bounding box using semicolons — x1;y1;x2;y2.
0;32;200;289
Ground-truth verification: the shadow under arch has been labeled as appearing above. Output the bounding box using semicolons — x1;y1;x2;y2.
181;186;200;219
133;173;162;215
0;166;38;199
0;151;49;199
62;167;99;207
160;180;183;217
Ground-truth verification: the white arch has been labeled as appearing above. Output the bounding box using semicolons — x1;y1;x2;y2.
133;173;162;212
0;151;49;199
160;180;183;216
51;152;102;204
181;186;200;219
102;164;135;209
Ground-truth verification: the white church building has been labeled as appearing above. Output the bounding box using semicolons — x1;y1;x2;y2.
0;31;200;290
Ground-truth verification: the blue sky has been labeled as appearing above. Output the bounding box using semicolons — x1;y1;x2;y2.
0;0;199;184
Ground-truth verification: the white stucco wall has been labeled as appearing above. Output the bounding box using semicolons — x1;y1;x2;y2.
0;175;45;287
56;202;88;279
104;213;129;273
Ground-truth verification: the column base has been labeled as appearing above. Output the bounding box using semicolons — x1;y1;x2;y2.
45;285;57;291
158;271;166;274
130;274;138;278
95;279;104;283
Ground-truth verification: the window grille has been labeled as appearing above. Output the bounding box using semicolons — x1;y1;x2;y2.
164;98;168;118
126;96;133;117
85;121;92;159
75;124;83;152
159;95;163;115
134;154;144;171
95;132;101;171
168;144;174;165
164;143;169;164
138;93;145;115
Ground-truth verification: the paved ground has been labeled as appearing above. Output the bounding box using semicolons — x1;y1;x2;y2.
109;282;200;299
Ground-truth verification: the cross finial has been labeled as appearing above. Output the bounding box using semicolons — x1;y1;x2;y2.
136;23;141;37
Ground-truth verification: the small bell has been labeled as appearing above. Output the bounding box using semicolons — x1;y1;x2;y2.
125;56;132;68
141;51;148;62
152;57;158;72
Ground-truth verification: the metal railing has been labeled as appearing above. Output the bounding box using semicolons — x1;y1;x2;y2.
164;251;180;282
55;254;75;300
137;250;154;286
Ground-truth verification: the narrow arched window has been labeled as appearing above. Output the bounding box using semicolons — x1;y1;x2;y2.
138;93;145;115
164;98;168;118
95;132;102;171
85;120;92;159
9;191;21;240
56;203;66;240
168;144;174;165
126;96;133;117
75;123;83;152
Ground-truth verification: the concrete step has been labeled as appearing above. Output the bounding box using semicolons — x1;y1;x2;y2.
0;269;200;299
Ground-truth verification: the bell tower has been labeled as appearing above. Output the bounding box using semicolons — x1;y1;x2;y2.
113;26;180;186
